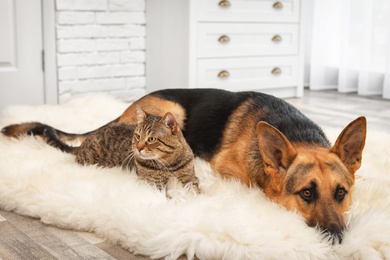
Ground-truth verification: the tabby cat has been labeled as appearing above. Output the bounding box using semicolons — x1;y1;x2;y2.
2;108;200;193
132;108;199;192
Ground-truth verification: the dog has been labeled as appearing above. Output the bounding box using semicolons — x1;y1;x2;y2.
2;88;366;242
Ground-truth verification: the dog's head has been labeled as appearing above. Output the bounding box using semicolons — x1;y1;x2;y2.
256;117;366;242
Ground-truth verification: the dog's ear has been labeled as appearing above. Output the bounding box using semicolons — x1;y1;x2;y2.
256;122;297;176
331;116;366;175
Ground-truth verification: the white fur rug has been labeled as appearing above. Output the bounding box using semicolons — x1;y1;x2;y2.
0;96;389;259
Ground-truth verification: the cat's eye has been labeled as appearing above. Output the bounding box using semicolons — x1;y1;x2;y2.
147;137;157;143
134;134;140;140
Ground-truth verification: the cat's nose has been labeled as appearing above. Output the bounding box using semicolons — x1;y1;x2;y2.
137;141;145;152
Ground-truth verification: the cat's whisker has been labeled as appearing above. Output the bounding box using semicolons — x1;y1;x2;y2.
122;151;135;170
151;158;164;171
153;157;172;172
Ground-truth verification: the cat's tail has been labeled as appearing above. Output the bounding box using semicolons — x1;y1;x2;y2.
2;117;119;144
1;122;81;154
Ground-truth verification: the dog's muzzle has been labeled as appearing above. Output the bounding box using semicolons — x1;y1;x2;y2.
322;223;344;244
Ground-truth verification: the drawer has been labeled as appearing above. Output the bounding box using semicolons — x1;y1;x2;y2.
197;23;299;58
196;56;298;91
195;0;300;23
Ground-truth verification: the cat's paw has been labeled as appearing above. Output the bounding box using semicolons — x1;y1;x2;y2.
166;177;198;201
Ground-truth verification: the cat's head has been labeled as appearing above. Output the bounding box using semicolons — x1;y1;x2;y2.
132;106;187;163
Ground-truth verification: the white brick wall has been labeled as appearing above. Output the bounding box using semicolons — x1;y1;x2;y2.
56;0;146;103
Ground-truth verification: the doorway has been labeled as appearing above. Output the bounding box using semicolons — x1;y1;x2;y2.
0;0;57;109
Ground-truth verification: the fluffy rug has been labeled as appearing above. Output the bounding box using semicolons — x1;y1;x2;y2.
0;96;389;259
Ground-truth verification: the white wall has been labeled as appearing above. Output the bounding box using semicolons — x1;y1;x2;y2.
55;0;146;103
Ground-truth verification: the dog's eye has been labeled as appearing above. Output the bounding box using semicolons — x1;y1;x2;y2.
335;187;347;203
300;189;314;202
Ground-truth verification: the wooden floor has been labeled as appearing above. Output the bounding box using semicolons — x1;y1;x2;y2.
0;210;148;260
287;89;390;132
0;89;389;259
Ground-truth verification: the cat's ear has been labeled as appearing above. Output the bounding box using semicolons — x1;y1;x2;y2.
135;105;147;123
162;112;177;134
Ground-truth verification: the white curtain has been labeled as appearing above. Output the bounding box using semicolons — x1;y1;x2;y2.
308;0;390;99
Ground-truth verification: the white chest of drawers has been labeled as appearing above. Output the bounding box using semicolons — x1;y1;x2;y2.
146;0;307;98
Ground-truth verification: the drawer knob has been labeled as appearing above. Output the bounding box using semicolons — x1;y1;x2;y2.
273;1;283;9
272;35;282;43
218;70;230;78
218;35;231;43
272;67;282;75
218;0;231;7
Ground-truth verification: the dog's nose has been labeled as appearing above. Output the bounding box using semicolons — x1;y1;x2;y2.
323;222;344;244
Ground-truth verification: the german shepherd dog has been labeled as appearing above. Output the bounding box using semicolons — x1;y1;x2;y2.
2;89;366;242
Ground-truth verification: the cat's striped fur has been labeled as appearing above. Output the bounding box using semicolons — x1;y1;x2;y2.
2;109;199;193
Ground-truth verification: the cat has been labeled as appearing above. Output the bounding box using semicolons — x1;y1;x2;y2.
132;108;199;193
2;108;200;193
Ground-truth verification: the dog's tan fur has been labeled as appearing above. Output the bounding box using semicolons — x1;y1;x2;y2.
209;99;261;186
119;96;187;130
